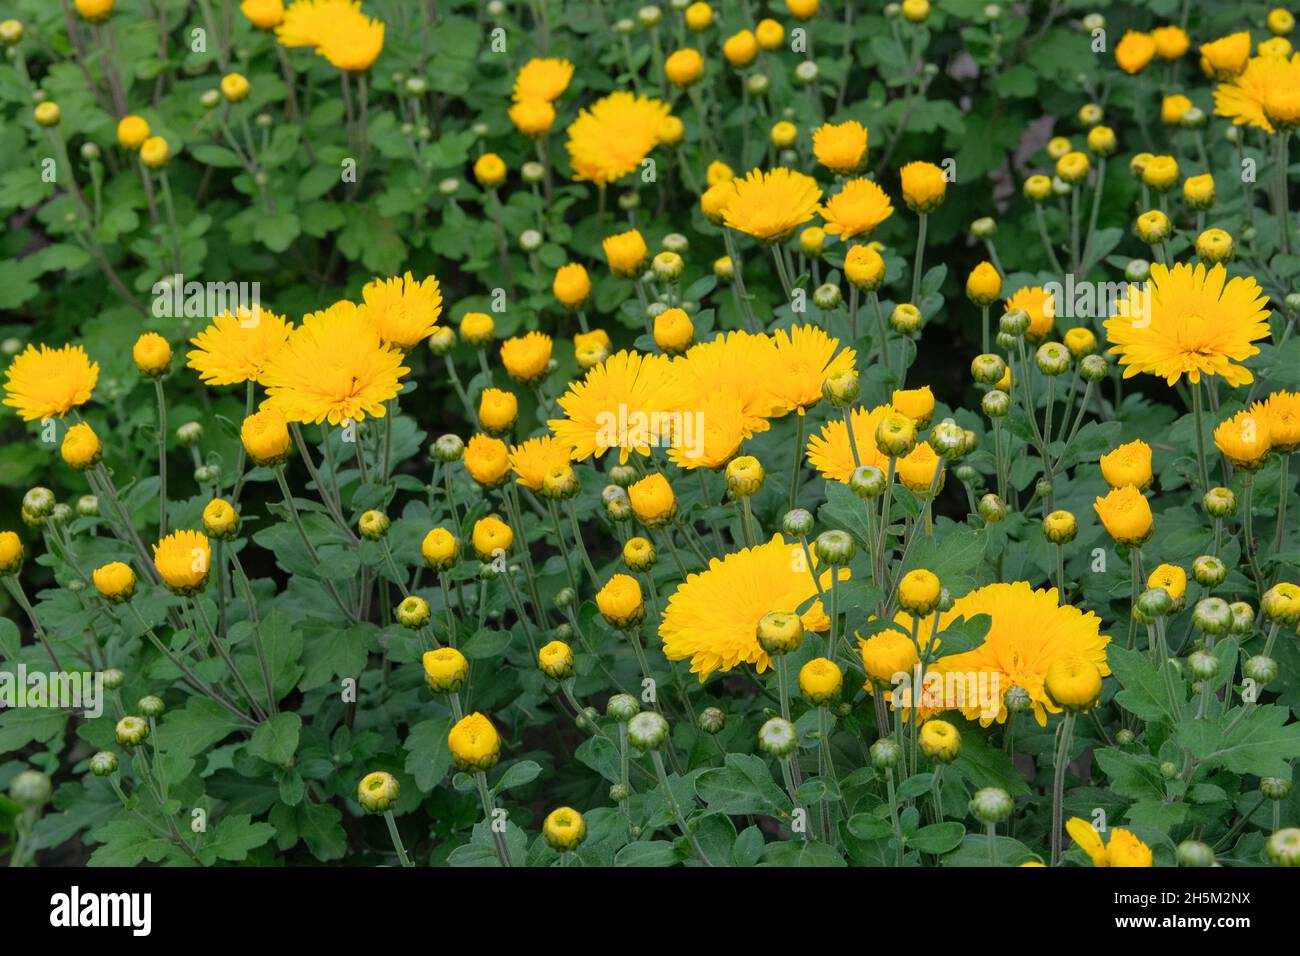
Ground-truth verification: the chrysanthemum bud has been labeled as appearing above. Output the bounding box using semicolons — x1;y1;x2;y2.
1036;342;1071;376
9;769;52;808
756;609;805;656
978;493;1006;523
782;508;814;537
1136;587;1174;620
1244;655;1278;685
357;771;399;813
696;706;725;735
898;569;942;615
1228;601;1256;636
102;668;125;690
1267;829;1300;867
758;716;798;757
813;529;855;566
1079;354;1109;382
969;787;1013;823
1262;583;1300;624
890;303;923;334
875;412;917;457
919;719;961;762
999;308;1031;337
1044;657;1103;711
970;216;997;239
982;389;1011;417
1115;728;1136;746
725;455;764;497
358;510;389;540
1193;597;1232;634
89;751;119;776
928;420;966;459
849;464;887;499
76;494;99;517
395;595;430;630
627;710;669;751
1042;510;1078;544
115;715;150;748
538;640;574;680
1176;840;1216;867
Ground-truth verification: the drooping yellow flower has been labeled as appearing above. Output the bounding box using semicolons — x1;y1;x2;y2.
722;167;822;242
660;535;840;680
513;58;574;102
565;91;672;185
3;344;99;422
508;435;574;491
152;529;212;594
818;178;894;240
806;404;943;493
812;120;868;173
1066;818;1153;867
895;582;1111;727
548;350;687;463
361;272;442;349
187;307;292;387
763;325;857;416
260;300;408;424
1104;262;1270;387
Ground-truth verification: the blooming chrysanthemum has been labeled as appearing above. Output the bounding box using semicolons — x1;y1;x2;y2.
513;57;574;102
260;301;408;424
187;308;292;387
549;350;687;462
508;435;574;490
763;325;857;416
361;272;442;349
666;390;756;470
895;582;1112;727
565;91;672;185
1004;286;1057;342
275;0;349;46
818;178;894;240
1066;817;1153;867
3;344;99;422
722;167;822;242
152;529;212;594
1214;53;1300;133
1254;390;1300;452
660;535;840;680
673;331;784;434
1105;262;1271;387
805;404;944;493
317;7;383;71
812;120;868;173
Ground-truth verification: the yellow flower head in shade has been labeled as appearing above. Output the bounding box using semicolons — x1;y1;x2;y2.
508;97;555;137
471;515;513;560
1104;262;1271;387
1152;25;1189;61
152;529;212;594
117;114;150;150
464;433;511;487
548;350;688;462
513;57;574;102
763;324;857;416
660;534;841;680
806;404;944;493
448;712;501;770
899;161;947;213
3;344;99;422
61;422;102;470
1099;439;1153;490
260;301;407;424
508;435;573;490
552;262;592;308
565;91;672;185
602;229;649;277
361;272;442;349
1004;286;1056;342
499;331;552;385
1214;53;1300;134
812;120;869;174
1094;485;1155;546
1254;390;1300;452
0;531;23;576
722;29;759;67
893;581;1111;727
241;0;285;30
818;178;894;240
316;5;384;71
1214;409;1273;470
1201;31;1252;79
1115;31;1156;73
187;307;292;387
722;167;823;242
241;408;293;466
1147;563;1187;605
1066;818;1153;867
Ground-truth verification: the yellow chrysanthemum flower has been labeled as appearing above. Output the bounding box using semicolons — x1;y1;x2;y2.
187;308;293;387
1201;31;1252;79
548;350;688;462
1004;286;1056;342
513;57;574;102
278;0;381;71
152;529;212;594
1214;53;1300;133
508;435;574;491
895;582;1111;727
361;272;442;349
1066;817;1153;867
818;178;894;240
764;325;857;416
673;331;784;435
660;534;841;680
665;390;755;470
805;404;944;493
260;300;408;424
565;91;672;185
722;167;823;242
1104;262;1270;387
1254;390;1300;452
2;344;99;422
812;120;868;174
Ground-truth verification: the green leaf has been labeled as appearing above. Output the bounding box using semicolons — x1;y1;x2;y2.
615;840;680;866
907;822;966;854
492;759;543;795
761;840;847;866
695;754;791;816
196;814;276;864
156;698;244;759
1094;747;1166;802
1183;705;1300;778
1111;645;1185;723
247;712;302;767
404;718;452;792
